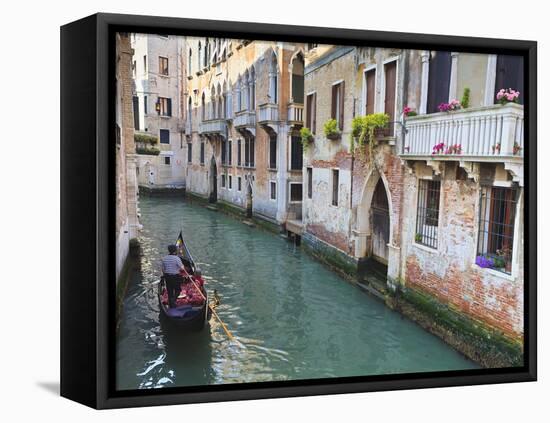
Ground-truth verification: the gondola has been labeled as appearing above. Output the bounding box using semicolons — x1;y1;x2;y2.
158;231;209;330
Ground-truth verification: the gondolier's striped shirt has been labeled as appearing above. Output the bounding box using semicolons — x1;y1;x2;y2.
162;255;183;275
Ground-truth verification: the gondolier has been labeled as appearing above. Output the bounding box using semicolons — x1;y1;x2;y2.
161;244;185;308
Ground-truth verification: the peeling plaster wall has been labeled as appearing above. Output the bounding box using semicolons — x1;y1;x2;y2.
401;163;524;339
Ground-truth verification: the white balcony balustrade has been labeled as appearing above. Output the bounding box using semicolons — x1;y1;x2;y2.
234;110;256;129
287;103;304;124
402;103;524;159
199;118;227;135
257;103;279;123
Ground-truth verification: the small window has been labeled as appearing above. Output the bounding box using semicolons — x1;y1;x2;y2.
164;156;171;165
331;81;345;131
228;175;232;190
415;179;441;249
237;140;242;166
290;136;303;170
200;142;205;165
290;183;303;202
306;93;317;134
477;186;517;274
159;56;169;75
221;139;227;165
144;95;148;115
132;96;140;130
157;97;172;116
269;135;277;169
228;140;232;166
238;176;242;191
221;174;226;188
270;182;276;200
332;169;339;206
187;143;192;163
307;167;313;199
159;129;170;144
364;69;376;115
244;137;255;167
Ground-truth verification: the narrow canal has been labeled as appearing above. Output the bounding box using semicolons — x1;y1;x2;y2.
116;196;478;390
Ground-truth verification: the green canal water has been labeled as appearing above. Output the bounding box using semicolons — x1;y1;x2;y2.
116;196;479;390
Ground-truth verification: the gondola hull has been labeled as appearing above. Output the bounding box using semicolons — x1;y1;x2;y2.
158;284;209;331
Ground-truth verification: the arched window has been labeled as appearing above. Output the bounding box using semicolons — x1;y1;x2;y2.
249;66;256;110
187;96;192;127
236;76;242;111
242;70;249;110
217;83;223;118
222;82;227;119
198;42;202;70
204;38;209;68
201;92;206;121
290;52;304;103
210;86;216;119
269;51;278;103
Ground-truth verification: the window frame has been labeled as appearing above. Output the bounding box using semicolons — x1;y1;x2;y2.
331;169;339;207
159;56;169;76
414;178;442;250
159;129;170;144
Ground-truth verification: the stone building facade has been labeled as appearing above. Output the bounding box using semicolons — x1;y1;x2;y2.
115;33;140;281
302;45;525;360
399;51;525;342
302;45;407;289
182;38;305;226
131;34;186;191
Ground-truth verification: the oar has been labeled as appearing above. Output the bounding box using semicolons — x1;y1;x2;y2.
181;268;235;341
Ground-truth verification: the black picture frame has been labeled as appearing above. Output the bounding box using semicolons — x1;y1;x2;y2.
60;12;537;409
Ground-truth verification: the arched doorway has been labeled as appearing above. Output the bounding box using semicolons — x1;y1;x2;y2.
371;179;390;264
209;156;217;203
355;168;393;280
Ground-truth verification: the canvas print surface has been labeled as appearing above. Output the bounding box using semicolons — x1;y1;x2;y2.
114;32;524;391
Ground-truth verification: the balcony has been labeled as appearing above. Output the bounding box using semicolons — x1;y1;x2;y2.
258;103;279;124
287;102;304;125
401;103;524;159
234;110;256;136
401;103;524;185
199;118;227;137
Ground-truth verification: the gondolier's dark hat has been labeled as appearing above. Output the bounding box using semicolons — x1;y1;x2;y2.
168;244;178;254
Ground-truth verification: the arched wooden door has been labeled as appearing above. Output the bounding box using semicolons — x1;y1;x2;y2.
371;179;390;264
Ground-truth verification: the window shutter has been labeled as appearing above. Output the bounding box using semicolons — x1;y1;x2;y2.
306;95;312;129
331;85;337;119
167;98;172;116
338;81;345;131
312;92;317;134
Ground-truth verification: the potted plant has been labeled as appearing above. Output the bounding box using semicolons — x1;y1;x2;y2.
438;99;462;112
460;87;471;108
350;113;390;158
496;88;520;105
492;143;501;154
324;119;341;140
414;233;422;243
300;127;314;151
513;142;522;155
403;106;417;118
431;142;445;155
